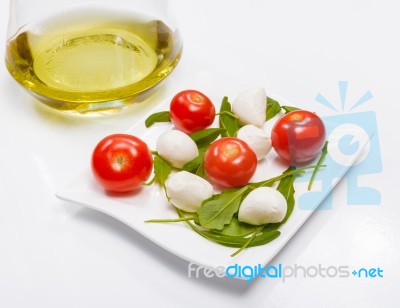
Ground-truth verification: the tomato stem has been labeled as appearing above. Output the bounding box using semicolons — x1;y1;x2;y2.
117;156;124;165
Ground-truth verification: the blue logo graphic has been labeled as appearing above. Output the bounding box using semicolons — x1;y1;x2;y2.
187;263;384;283
297;81;382;210
352;267;384;278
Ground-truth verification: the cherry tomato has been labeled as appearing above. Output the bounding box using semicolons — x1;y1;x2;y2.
204;138;257;188
91;134;153;193
169;90;216;134
271;110;326;164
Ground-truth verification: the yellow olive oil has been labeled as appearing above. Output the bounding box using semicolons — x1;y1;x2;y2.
5;6;183;115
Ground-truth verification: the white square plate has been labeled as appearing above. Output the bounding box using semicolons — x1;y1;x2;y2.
56;71;369;270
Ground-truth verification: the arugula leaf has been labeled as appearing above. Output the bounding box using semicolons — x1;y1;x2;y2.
219;96;239;137
200;226;280;248
230;225;264;257
145;216;195;223
249;165;318;189
196;163;205;177
145;111;171;128
282;106;300;114
182;147;207;173
308;141;328;190
247;228;281;246
153;155;172;187
190;128;225;147
276;167;296;224
198;186;248;230
265;97;301;119
266;97;282;121
211;217;258;237
178;209;281;249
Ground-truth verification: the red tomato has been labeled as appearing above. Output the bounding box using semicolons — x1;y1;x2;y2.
169;90;216;134
204;138;257;188
271;110;326;164
91;134;153;193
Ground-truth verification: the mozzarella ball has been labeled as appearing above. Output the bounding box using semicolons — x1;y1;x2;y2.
165;171;214;212
232;87;267;128
238;187;287;225
157;130;199;168
237;125;272;160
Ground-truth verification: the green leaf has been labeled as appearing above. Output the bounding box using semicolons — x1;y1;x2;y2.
281;105;300;114
249;165;316;189
219;97;239;137
195;162;205;177
182;147;207;173
145;111;171;128
180;210;280;248
266;97;282;121
198;186;248;230
276;167;296;224
308;141;328;190
230;225;264;257
212;217;258;237
153;155;172;187
145;216;195;223
201;226;280;248
190;128;225;147
248;228;281;246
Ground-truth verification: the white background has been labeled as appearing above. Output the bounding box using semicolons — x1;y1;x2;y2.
1;0;400;307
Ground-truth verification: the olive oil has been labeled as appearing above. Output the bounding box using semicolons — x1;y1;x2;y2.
5;6;183;115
